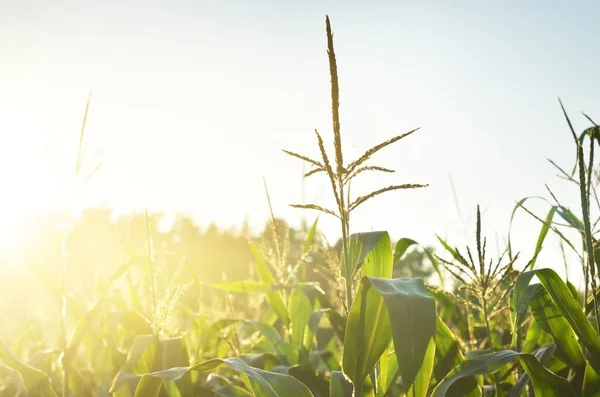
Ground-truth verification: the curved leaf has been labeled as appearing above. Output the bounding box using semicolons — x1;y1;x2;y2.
508;343;556;397
341;231;389;280
302;285;346;342
393;238;417;264
249;242;290;327
518;268;600;372
127;357;314;397
433;317;480;396
406;338;436;397
0;342;57;397
202;319;298;362
289;288;313;363
532;206;556;268
360;231;392;278
583;361;600;397
510;279;540;348
302;218;319;256
393;238;444;287
330;370;353;397
432;350;575;397
342;277;436;395
342;278;391;395
378;345;399;396
303;309;328;355
529;287;585;368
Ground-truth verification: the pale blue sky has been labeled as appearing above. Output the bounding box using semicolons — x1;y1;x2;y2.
1;1;599;282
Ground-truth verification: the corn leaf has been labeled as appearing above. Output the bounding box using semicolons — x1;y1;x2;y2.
341;231;389;281
432;317;480;396
432;350;575;397
518;269;600;372
303;218;319;256
342;277;435;395
289;288;314;363
393;237;444;287
249;242;290;327
406;338;436;397
530;287;585;368
330;370;353;397
583;362;600;397
130;357;314;397
360;232;392;278
0;342;57;397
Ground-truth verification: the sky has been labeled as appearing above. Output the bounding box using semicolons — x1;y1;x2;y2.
1;1;599;283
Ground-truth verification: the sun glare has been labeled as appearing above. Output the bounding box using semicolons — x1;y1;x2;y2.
0;211;26;255
0;153;76;262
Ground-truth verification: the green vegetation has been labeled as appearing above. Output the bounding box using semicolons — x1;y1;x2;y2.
1;15;600;397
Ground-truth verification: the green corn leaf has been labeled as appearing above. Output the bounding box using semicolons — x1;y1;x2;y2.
289;288;314;363
512;271;585;368
518;269;600;372
530;287;585;368
393;238;417;264
202;319;298;363
583;361;600;397
436;235;470;268
393;238;444;287
432;317;480;396
303;217;319;256
378;345;399;396
303;309;328;355
342;278;391;395
518;354;576;397
64;255;144;370
285;365;330;397
342;277;436;395
556;207;585;232
531;206;556;268
0;342;57;397
62;302;102;368
302;285;346;342
360;232;392;278
125;357;314;397
120;334;160;375
507;343;556;397
342;231;389;281
249;242;290;327
110;333;193;396
330;370;353;397
522;316;551;354
432;350;575;397
406;338;436;397
510;281;539;348
566;281;583;306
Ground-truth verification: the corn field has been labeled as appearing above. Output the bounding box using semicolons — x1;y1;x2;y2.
1;15;600;397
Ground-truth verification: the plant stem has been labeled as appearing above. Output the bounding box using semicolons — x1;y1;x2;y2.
338;177;352;310
341;213;352;309
579;140;600;334
61;294;69;397
145;210;158;333
561;99;600;333
482;300;501;396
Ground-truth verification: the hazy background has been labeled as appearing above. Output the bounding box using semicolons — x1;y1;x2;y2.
1;0;599;284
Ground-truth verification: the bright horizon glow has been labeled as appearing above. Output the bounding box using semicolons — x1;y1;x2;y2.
1;1;599;287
